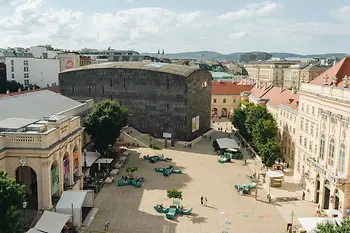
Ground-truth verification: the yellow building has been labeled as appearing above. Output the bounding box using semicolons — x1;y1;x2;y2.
211;81;254;118
0;116;83;210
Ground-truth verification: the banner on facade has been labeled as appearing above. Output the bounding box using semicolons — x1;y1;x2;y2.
51;166;59;195
63;158;70;185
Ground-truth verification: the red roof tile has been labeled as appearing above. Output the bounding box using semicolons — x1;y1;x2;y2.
311;57;350;86
0;86;60;98
261;87;299;110
250;84;273;98
212;82;254;95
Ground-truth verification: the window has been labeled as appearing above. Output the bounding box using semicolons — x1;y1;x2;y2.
23;60;28;66
322;113;328;120
294;116;296;123
305;120;309;133
339;143;346;175
101;86;104;94
310;123;314;136
306;105;309;114
304;138;307;148
88;86;91;94
299;136;302;144
279;120;282;126
166;78;169;89
331;114;337;124
319;134;325;160
287;113;289;119
300;118;304;131
301;103;305;112
232;99;236;103
223;99;226;103
11;67;14;72
24;66;28;72
11;73;14;79
328;138;335;167
293;128;295;134
312;107;315;115
316;127;318;137
11;60;14;65
213;98;217;103
315;144;317;154
110;78;113;87
309;141;312;151
342;118;349;129
24;73;29;79
24;79;29;86
166;104;169;110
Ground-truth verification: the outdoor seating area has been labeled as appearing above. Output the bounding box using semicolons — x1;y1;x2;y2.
118;175;145;188
234;182;257;195
154;200;192;219
154;165;182;176
143;154;172;163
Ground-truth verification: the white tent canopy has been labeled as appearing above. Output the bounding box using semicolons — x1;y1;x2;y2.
84;151;101;167
216;138;240;149
267;170;284;178
96;158;113;164
27;229;43;233
297;217;342;232
32;211;71;233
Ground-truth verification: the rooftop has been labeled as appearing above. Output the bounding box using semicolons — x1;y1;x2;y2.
0;90;83;121
261;87;299;110
250;84;273;99
210;71;233;79
246;60;301;65
0;86;60;98
0;118;39;130
61;61;202;77
212;82;254;95
311;57;350;87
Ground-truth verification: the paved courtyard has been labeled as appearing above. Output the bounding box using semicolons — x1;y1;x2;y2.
89;131;288;233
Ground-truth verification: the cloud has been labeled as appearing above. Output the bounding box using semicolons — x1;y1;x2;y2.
219;1;283;20
229;32;249;39
330;6;350;21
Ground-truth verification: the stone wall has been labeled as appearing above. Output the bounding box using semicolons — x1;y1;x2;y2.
59;68;212;141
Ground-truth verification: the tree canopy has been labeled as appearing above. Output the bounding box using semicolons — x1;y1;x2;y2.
230;103;281;167
0;80;24;94
84;100;128;155
0;171;26;233
316;218;350;233
167;189;183;200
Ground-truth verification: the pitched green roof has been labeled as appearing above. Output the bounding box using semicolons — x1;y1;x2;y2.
210;71;233;79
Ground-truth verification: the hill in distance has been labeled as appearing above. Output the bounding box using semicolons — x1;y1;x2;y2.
142;51;348;61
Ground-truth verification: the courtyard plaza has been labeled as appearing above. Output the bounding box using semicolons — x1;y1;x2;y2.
87;128;317;233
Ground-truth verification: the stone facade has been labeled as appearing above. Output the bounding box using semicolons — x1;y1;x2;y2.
59;64;212;141
0;116;83;210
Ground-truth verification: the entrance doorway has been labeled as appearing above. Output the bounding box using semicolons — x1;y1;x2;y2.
323;180;331;210
16;166;38;209
315;174;320;203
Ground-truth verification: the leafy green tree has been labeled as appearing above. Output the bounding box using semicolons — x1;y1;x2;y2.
167;189;183;201
259;139;281;167
230;108;250;139
0;171;26;233
245;105;273;135
251;118;278;151
85;100;128;156
315;218;350;233
126;166;138;177
0;80;24;93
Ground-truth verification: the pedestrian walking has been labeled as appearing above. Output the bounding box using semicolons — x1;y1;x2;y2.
302;191;305;200
209;136;212;141
315;204;321;216
200;196;204;205
204;197;208;206
104;221;110;231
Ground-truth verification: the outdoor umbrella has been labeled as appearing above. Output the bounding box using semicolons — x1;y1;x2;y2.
119;146;128;150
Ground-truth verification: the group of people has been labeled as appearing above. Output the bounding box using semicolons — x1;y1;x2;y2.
200;196;208;205
184;142;192;148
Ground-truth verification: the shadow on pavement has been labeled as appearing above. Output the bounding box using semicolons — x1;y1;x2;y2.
89;150;193;233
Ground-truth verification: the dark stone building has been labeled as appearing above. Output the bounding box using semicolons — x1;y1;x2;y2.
0;63;6;81
59;62;212;141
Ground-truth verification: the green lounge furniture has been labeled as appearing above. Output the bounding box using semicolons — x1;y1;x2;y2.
131;179;143;187
154;205;169;213
177;208;192;215
118;179;130;186
154;167;164;172
172;169;182;174
166;206;177;219
163;169;171;176
248;182;257;189
218;157;229;163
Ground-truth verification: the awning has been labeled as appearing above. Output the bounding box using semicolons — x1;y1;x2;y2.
216;138;239;149
56;191;87;210
33;210;71;233
226;148;238;152
95;158;113;164
267;170;284;178
297;217;342;232
83;151;101;167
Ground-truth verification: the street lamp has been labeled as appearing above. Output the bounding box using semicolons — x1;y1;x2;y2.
23;201;28;229
83;149;87;168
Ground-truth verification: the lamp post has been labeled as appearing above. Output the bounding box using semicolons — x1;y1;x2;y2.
23;201;28;230
83;149;87;168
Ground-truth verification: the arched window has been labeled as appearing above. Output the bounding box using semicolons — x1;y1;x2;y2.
319;134;325;160
338;143;346;175
328;138;335;167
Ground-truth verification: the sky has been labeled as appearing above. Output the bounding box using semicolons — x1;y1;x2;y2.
0;0;350;54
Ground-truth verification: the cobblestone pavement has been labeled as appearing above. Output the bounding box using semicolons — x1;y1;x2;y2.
89;129;288;233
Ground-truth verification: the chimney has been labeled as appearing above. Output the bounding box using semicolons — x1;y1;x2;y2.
332;76;338;87
6;90;9;94
323;74;329;85
292;87;297;94
288;99;293;104
343;75;349;88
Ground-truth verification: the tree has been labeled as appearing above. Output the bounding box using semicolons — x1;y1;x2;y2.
251;118;278;151
84;100;128;156
167;189;183;201
259;139;281;167
126;166;138;177
230;108;250;139
0;80;24;93
0;171;26;233
316;218;350;233
244;105;273;135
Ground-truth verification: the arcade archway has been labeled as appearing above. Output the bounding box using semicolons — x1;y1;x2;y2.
51;160;60;204
221;108;228;117
16;166;38;209
63;153;71;190
212;108;218;118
